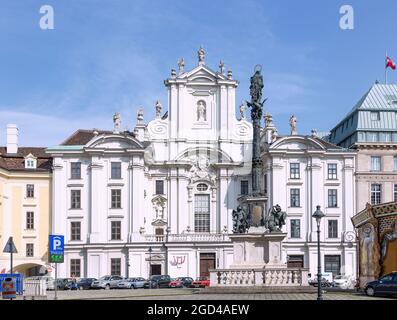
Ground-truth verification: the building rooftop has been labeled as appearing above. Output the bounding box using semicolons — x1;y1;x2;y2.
0;147;52;172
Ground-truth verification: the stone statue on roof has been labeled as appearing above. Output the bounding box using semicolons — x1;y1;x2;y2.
198;47;205;65
289;115;297;135
178;58;185;74
155;101;162;118
113;112;121;133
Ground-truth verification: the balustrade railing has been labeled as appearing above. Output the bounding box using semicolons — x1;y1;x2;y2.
145;233;229;242
210;268;309;287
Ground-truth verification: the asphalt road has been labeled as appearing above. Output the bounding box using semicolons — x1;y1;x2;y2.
37;288;395;300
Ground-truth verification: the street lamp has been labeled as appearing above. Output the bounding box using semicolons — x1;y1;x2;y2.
312;205;325;301
148;247;152;279
164;226;171;275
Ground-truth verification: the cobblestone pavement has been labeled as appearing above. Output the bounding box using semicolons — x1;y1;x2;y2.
39;289;395;300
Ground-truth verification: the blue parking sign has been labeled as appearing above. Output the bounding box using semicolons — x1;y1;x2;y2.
49;235;64;263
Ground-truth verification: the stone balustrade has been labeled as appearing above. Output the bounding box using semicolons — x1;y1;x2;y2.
209;268;309;287
145;233;230;242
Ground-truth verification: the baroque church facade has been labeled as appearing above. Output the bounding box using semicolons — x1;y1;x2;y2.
48;49;357;280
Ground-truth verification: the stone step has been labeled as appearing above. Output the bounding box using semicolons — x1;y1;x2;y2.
200;286;317;294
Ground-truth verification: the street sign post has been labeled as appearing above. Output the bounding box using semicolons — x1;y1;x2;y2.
49;235;64;300
3;237;18;276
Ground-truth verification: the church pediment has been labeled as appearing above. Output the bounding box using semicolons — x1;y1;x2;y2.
270;136;326;151
87;135;144;150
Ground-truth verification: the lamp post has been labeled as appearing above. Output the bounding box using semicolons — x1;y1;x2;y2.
312;205;325;301
148;247;152;279
164;226;170;275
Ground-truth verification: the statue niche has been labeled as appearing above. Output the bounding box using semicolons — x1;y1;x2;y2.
196;100;207;122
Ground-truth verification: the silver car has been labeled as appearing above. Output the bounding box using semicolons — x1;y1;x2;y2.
91;275;124;289
117;277;146;289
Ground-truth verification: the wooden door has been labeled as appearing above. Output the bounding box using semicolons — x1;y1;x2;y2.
200;253;215;277
382;239;397;275
151;264;162;276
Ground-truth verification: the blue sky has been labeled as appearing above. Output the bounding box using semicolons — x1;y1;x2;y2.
0;0;397;146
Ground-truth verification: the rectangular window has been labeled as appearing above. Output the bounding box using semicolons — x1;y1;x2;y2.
324;255;341;276
290;219;301;238
290;163;300;179
71;162;81;179
394;156;397;171
327;164;337;180
111;162;122;179
371;156;381;171
328;220;338;238
26;211;34;230
26;243;34;257
111;221;121;240
111;189;121;209
287;255;304;268
328;189;338;207
111;258;121;276
290;189;300;207
240;180;249;195
71;221;81;241
26;184;34;198
194;194;210;233
155;180;164;195
371;184;382;205
70;259;81;277
394;184;397;202
71;190;81;209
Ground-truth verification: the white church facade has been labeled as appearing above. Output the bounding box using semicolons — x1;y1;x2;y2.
47;49;357;280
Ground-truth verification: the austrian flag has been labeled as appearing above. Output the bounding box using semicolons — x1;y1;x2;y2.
386;56;396;70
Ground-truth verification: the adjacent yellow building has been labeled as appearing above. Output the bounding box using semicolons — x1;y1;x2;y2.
0;125;52;276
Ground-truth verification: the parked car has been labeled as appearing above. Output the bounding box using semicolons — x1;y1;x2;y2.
54;278;72;290
77;278;97;290
117;277;146;289
66;279;79;290
365;272;397;297
91;275;124;289
332;275;356;289
169;277;194;288
191;276;210;288
309;278;333;288
143;275;171;289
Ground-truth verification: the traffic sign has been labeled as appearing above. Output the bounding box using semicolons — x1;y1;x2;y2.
3;237;17;254
49;235;64;263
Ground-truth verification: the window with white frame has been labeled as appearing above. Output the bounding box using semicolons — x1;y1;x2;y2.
26;243;34;257
111;162;122;179
71;162;81;179
371;156;381;171
25;159;36;169
290;189;300;207
111;258;121;276
371;184;382;205
26;184;34;198
370;111;380;121
328;220;338;238
111;189;121;209
328;189;338;207
327;164;337;180
194;194;210;233
155;180;164;195
26;211;34;230
111;221;121;240
290;163;300;179
290;219;301;238
394;156;397;171
70;259;81;277
71;190;81;209
240;180;248;195
71;221;81;241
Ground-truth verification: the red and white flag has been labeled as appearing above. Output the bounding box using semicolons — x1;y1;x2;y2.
386;56;396;70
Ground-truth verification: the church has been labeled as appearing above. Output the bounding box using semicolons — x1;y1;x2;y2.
47;49;357;280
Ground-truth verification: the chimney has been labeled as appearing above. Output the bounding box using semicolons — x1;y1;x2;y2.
6;124;19;154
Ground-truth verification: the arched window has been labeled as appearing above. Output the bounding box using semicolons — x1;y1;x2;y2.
196;183;208;191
